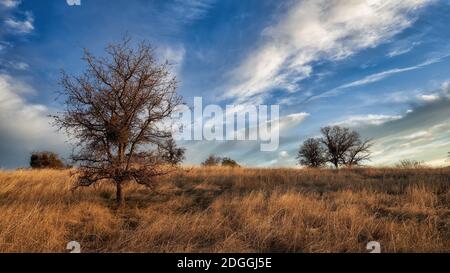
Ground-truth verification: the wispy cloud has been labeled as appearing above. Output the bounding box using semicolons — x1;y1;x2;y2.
279;112;310;131
387;41;421;57
356;83;450;167
6;61;29;70
370;120;450;167
4;12;34;34
334;114;403;127
307;55;448;101
343;56;445;88
387;47;414;58
223;0;434;104
419;93;440;102
0;0;20;8
169;0;216;24
1;0;34;36
158;44;186;75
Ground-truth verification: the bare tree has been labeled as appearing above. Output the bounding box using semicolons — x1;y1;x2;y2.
158;138;186;165
396;159;425;169
53;36;182;206
297;138;327;168
320;126;372;168
342;138;373;167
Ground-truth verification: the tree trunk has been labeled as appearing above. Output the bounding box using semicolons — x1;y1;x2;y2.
116;143;126;207
116;182;124;207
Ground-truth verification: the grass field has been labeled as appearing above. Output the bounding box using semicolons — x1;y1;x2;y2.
0;167;449;253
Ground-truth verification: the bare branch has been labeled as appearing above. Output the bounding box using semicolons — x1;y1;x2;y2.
53;36;184;206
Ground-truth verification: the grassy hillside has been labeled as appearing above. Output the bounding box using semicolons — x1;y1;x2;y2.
0;167;449;253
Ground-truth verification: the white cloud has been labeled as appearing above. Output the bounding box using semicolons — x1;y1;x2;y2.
334;114;403;127
387;41;421;57
279;151;289;158
362;93;450;167
0;75;48;135
442;81;450;96
8;61;29;70
279;112;310;131
338;63;428;89
170;0;215;23
370;121;450;167
162;46;185;65
158;45;186;74
0;41;11;52
221;111;309;141
309;56;447;101
0;0;20;8
424;158;448;167
224;0;434;103
398;130;431;141
416;81;450;102
419;93;440;102
4;12;34;34
387;47;414;58
0;74;68;168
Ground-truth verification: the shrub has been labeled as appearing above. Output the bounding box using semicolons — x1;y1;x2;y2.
221;157;240;168
396;159;426;169
30;152;65;169
201;155;222;167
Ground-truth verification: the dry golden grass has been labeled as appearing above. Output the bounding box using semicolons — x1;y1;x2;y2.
0;167;449;253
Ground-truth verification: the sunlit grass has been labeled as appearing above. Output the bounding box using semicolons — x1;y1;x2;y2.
0;167;449;253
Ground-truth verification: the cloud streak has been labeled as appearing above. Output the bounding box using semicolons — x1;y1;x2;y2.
167;0;216;24
334;114;403;127
358;86;450;166
223;0;434;104
307;55;448;101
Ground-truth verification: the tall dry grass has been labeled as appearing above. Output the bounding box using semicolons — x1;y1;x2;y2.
0;167;449;253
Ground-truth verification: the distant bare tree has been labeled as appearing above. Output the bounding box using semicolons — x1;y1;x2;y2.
158;138;185;165
396;159;426;169
342;138;373;167
53;36;182;206
297;138;327;168
320;126;372;168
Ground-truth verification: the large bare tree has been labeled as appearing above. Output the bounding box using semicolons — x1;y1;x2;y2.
320;126;372;168
53;37;183;206
342;138;372;167
297;138;327;168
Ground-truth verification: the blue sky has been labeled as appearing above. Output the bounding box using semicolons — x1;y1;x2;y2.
1;0;450;168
